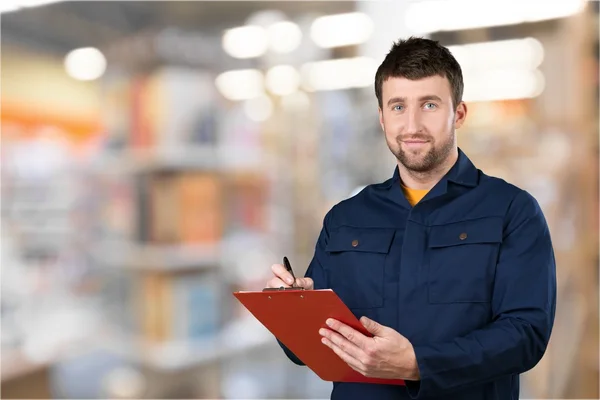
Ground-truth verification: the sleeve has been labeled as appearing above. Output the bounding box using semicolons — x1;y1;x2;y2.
406;190;557;398
278;209;333;365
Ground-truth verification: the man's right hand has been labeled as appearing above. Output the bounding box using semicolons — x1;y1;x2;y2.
266;263;314;290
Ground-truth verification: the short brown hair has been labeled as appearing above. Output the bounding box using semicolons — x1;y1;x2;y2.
375;37;464;110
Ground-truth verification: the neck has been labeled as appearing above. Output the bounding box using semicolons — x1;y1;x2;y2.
398;148;458;190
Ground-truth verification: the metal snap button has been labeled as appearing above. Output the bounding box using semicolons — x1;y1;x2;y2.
351;239;359;247
459;233;467;240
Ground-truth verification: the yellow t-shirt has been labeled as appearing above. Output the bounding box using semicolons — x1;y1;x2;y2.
401;184;429;206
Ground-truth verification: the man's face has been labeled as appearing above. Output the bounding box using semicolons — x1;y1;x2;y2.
378;75;466;173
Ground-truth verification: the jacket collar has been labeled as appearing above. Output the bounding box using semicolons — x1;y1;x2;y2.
386;148;479;208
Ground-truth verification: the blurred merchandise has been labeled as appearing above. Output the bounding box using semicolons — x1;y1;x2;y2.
1;1;598;399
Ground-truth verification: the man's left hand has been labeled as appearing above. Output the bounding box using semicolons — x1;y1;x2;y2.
319;316;420;381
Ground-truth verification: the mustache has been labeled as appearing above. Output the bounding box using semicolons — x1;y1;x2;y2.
396;134;432;142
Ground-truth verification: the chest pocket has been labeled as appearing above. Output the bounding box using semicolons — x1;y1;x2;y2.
326;227;395;310
427;217;503;304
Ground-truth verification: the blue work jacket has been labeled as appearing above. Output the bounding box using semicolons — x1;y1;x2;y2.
280;149;556;400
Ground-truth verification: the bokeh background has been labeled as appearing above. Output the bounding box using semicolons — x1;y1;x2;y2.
1;1;598;399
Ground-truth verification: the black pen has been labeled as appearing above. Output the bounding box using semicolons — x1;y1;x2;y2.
283;256;297;287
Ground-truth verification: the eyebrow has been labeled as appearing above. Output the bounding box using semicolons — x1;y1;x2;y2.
386;95;443;107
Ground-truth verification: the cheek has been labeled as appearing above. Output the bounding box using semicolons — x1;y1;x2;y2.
425;113;453;132
382;121;400;142
382;113;402;132
383;128;395;144
446;111;456;127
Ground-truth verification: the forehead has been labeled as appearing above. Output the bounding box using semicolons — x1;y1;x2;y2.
381;75;452;101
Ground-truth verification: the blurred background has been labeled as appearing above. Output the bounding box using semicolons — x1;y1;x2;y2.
1;1;598;399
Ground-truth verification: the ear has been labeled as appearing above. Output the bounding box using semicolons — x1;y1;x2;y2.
378;107;385;133
454;102;467;129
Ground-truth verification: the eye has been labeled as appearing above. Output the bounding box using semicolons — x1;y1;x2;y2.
424;102;437;110
392;105;404;111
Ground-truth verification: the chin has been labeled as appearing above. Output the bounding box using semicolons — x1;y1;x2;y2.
405;161;431;172
397;152;434;172
406;147;427;156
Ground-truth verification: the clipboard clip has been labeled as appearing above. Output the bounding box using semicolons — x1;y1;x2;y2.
262;287;305;291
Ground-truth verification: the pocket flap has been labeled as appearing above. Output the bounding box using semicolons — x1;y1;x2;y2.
326;226;395;253
429;217;503;248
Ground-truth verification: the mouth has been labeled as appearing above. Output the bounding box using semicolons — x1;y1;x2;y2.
402;140;429;144
401;139;430;148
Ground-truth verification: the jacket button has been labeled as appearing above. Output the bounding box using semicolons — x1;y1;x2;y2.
351;239;359;247
459;233;467;240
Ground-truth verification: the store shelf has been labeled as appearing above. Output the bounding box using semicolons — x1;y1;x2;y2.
87;146;282;177
94;242;221;272
1;349;49;382
90;146;219;174
1;327;110;383
89;146;280;175
104;317;274;371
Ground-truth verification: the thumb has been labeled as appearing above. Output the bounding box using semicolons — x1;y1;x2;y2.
360;316;385;336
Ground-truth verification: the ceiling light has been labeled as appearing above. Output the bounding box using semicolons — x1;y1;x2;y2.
406;0;586;34
0;0;62;14
0;3;19;13
222;26;268;59
448;37;544;72
246;9;286;27
266;65;300;96
215;69;264;101
267;21;302;54
300;57;377;91
463;69;545;102
310;12;374;48
64;47;107;81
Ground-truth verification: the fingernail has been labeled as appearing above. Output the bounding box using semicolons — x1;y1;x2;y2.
287;278;294;284
321;338;327;345
326;319;333;327
319;329;326;336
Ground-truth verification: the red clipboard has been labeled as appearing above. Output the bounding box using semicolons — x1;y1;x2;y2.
233;288;405;385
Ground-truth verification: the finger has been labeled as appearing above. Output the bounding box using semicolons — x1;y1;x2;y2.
266;277;290;288
271;264;294;286
326;319;368;349
321;337;366;375
320;328;364;361
360;316;387;336
295;277;314;289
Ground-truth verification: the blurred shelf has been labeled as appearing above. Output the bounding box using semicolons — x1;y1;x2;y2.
88;145;278;175
1;329;110;382
90;146;220;173
94;242;221;272
8;206;72;213
1;349;50;382
102;146;220;173
1;182;73;189
15;226;72;234
104;317;274;371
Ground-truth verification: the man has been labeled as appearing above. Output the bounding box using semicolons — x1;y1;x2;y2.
266;37;556;400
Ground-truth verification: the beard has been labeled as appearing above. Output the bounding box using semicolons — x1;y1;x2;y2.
388;130;455;173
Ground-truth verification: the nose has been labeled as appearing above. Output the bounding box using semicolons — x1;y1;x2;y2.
405;108;422;134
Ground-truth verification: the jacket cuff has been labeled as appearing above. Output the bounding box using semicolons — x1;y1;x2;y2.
405;345;430;398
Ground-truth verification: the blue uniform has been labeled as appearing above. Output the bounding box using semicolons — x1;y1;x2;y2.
280;149;556;399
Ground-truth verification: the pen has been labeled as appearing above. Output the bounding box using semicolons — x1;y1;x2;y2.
283;256;297;287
